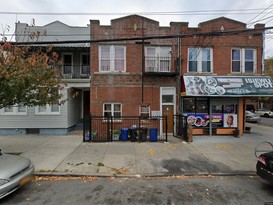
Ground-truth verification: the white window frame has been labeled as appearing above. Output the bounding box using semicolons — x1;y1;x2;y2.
188;47;213;73
0;104;27;115
99;45;126;72
139;104;150;118
103;103;122;120
35;104;60;115
145;46;172;72
231;48;257;73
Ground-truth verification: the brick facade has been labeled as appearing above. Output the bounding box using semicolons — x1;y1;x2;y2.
89;15;264;117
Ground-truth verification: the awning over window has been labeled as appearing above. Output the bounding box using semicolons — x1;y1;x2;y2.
181;76;273;97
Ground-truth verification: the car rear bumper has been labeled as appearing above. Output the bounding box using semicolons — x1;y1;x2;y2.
256;161;273;185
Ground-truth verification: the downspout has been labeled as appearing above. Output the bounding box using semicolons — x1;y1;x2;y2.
142;39;144;103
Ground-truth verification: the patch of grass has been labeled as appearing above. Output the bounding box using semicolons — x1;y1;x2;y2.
97;162;104;167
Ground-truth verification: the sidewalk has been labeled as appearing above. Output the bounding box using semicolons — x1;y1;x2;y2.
0;123;270;177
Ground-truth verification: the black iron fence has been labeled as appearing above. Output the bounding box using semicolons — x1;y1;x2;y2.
173;115;188;141
83;115;168;142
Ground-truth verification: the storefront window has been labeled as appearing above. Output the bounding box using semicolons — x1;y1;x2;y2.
196;98;208;114
183;98;195;113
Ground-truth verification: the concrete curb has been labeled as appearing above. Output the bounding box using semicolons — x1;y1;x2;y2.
34;171;257;178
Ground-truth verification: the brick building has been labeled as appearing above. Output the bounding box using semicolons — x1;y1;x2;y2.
89;15;273;137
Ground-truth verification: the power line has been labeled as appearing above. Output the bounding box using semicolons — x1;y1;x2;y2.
1;8;273;16
7;26;273;46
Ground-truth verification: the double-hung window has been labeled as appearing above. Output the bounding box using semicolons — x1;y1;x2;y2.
145;47;171;72
188;47;212;73
139;104;150;118
36;104;60;115
103;103;122;119
36;88;60;115
0;104;27;115
99;45;126;72
232;48;256;73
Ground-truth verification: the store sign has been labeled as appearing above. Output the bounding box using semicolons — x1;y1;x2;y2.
183;76;273;96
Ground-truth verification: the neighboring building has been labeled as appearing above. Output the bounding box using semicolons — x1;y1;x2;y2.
0;21;90;135
90;15;273;137
90;15;181;135
180;17;273;136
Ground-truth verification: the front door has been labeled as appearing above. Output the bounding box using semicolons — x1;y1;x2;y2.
83;91;90;116
162;105;174;133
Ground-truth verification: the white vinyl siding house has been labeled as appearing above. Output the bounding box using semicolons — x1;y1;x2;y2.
0;21;90;135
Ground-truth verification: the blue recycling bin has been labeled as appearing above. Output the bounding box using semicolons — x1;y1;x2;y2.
149;128;158;142
120;128;129;141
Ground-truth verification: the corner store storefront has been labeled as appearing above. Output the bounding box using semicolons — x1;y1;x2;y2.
181;76;273;136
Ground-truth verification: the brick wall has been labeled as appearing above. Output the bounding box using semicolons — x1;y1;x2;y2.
89;15;264;116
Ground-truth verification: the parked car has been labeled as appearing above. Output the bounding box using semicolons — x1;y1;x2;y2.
255;108;273;118
0;149;34;199
256;151;273;185
245;111;261;123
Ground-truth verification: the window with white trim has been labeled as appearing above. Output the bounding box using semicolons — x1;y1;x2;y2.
36;88;60;115
232;48;256;73
188;47;212;73
99;45;126;72
103;103;122;119
145;46;171;72
0;104;27;115
36;104;60;115
139;104;150;118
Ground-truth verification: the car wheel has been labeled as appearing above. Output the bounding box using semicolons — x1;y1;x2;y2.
264;113;270;118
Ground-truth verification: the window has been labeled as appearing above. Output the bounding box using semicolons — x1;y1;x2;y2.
81;53;90;76
103;103;122;119
232;48;256;73
99;45;126;72
36;88;60;115
139;104;150;118
145;47;171;72
0;104;27;115
162;95;174;103
36;104;60;115
62;53;73;76
188;47;212;73
183;97;209;114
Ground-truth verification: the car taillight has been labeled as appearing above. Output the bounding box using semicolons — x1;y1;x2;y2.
258;156;267;166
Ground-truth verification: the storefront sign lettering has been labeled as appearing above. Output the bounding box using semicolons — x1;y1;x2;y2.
245;78;273;88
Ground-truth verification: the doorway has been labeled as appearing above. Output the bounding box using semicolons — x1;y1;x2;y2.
83;91;90;116
161;87;176;134
162;105;174;133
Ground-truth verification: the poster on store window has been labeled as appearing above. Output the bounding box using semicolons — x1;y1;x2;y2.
187;114;224;127
223;114;237;128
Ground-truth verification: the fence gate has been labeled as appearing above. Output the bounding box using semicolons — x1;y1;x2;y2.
174;115;188;140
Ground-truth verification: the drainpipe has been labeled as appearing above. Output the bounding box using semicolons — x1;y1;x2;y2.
142;39;144;103
262;31;265;75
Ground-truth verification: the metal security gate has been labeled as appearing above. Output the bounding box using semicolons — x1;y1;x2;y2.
173;115;188;140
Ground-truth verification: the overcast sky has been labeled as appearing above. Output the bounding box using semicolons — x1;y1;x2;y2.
1;0;273;57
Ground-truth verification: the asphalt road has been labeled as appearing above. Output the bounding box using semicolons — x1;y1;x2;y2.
259;116;273;127
1;176;273;205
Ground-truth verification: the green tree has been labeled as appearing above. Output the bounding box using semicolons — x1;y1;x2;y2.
0;42;64;109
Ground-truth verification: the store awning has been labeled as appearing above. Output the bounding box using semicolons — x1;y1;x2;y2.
181;76;273;97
